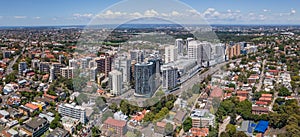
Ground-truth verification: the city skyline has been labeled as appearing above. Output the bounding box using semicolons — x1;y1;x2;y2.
0;0;299;26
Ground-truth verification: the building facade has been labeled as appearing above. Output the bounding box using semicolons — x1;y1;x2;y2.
161;65;178;90
109;70;123;96
165;45;178;63
58;103;86;124
134;62;158;97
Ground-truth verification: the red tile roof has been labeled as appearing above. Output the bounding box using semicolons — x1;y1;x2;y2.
210;87;223;98
44;93;58;100
261;94;272;98
25;103;39;110
256;101;268;105
104;118;126;127
189;128;209;137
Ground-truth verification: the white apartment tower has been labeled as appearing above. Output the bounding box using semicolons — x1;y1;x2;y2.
188;40;202;64
114;55;131;83
175;38;184;55
161;65;178;90
165;45;178;63
60;66;74;79
109;70;123;96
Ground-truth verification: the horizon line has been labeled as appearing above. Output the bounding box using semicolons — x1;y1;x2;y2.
1;23;300;28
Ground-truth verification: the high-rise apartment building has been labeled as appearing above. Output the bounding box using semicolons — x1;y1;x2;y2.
165;45;178;63
134;61;158;97
161;65;178;90
109;70;123;96
18;62;27;75
175;38;184;55
114;55;131;83
188;40;202;64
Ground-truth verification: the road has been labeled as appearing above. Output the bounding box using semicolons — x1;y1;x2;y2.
269;91;278;112
256;59;266;92
5;46;26;75
171;59;240;96
219;116;231;136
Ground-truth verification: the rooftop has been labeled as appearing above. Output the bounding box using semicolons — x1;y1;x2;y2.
104;117;126;127
25;117;48;130
47;127;69;137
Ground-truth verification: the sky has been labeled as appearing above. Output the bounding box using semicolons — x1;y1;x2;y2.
0;0;299;26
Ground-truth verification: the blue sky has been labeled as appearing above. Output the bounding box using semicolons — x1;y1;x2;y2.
0;0;299;26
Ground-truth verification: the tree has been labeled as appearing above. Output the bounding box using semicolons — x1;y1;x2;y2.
120;100;129;115
220;132;230;137
50;112;62;129
165;101;174;110
228;83;236;89
91;126;101;137
183;117;192;132
4;71;17;83
278;86;291;96
95;96;106;110
165;122;174;135
192;84;201;94
101;111;114;122
226;124;236;136
143;112;154;122
232;131;247;137
76;122;83;131
109;103;119;112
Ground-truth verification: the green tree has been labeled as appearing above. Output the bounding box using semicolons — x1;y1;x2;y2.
109;103;119;112
228;83;236;89
91;126;101;137
143;112;154;122
220;132;230;137
183;117;192;132
278;86;291;96
232;131;247;137
226;124;236;136
165;122;174;135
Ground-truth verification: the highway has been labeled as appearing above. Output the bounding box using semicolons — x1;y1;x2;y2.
5;46;26;75
170;59;240;96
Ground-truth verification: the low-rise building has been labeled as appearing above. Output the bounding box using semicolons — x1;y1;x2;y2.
173;110;187;125
47;127;70;137
20;117;49;137
252;106;269;115
191;109;215;128
103;118;127;136
58;103;86;124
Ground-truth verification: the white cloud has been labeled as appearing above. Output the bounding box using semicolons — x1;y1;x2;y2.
279;9;296;16
129;12;143;18
263;9;270;12
73;13;93;19
144;9;159;17
290;9;296;15
171;11;180;16
34;16;41;19
95;10;128;19
203;8;220;18
14;16;27;19
258;14;266;20
248;12;255;16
